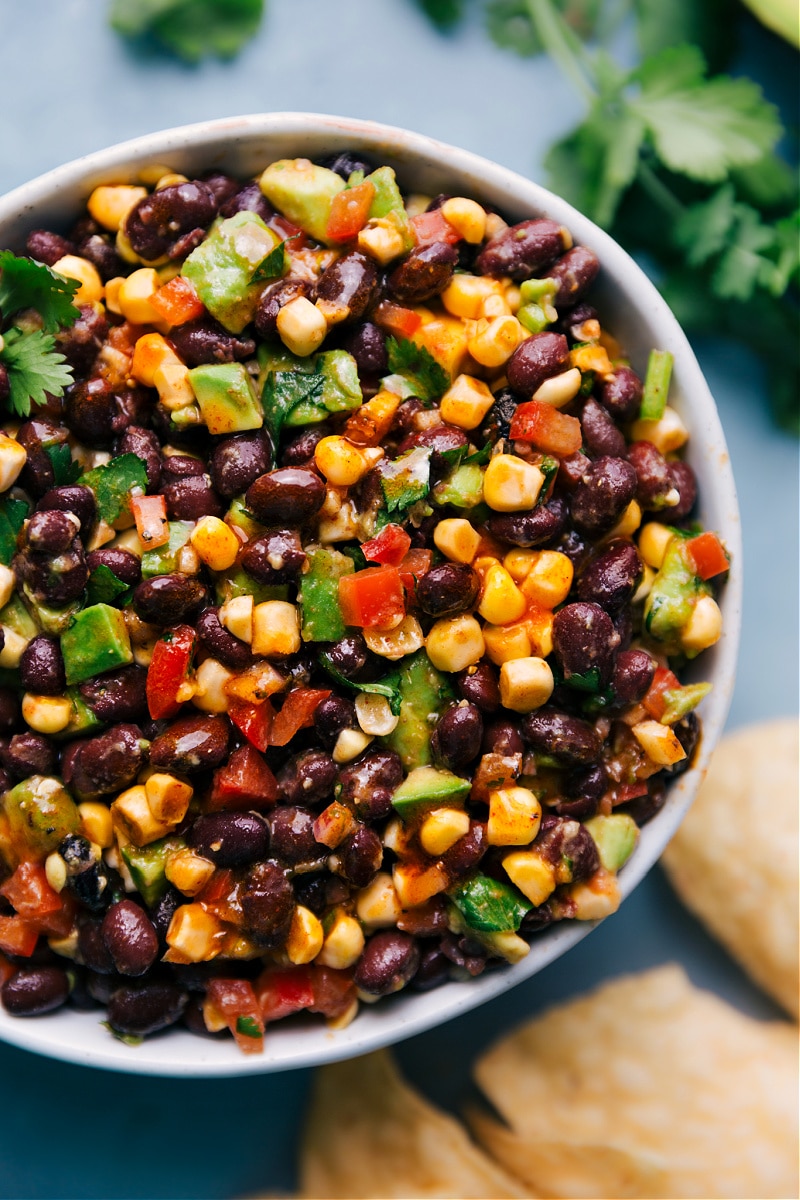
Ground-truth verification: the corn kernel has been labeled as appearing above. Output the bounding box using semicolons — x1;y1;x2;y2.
631;406;689;454
441;274;502;319
607;499;642;540
632;719;687;765
532;366;582;408
104;277;124;315
478;563;527;625
251;600;301;657
0;565;14;610
165;903;225;963
117;267;161;324
286;905;325;965
357;217;405;265
433;517;481;564
219;594;254;643
153;361;195;411
503;850;557;906
165;847;215;897
356;872;402;928
484;454;544;512
332;727;373;764
52;255;104;305
638;522;674;569
566;867;621;920
426;614;485;673
0;434;27;492
420;807;471;856
364;614;425;660
526;608;554;658
499;656;554;713
112;785;174;846
315;436;375;486
155;172;189;190
0;627;30;669
481;292;512;319
78;802;114;849
440;374;495;430
483;620;532;665
191;515;240;572
392;861;448;908
414;315;469;379
355;693;399;737
441;196;487;244
45;852;67;893
502;548;537;582
570;343;612;377
681;595;723;655
192;658;235;714
317;913;365;970
632;563;656;604
466;315;523;368
484;930;530;964
487;786;542;846
518;551;574;610
115;228;142;264
145;773;193;824
87;184;148;231
276;295;327;357
21;693;71;735
131;332;181;387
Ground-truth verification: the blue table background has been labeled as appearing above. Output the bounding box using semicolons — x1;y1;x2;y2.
1;4;797;1197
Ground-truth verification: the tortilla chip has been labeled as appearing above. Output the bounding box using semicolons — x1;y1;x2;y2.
473;965;799;1199
661;717;799;1017
299;1050;530;1199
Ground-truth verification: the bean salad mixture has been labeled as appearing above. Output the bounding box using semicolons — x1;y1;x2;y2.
0;151;729;1051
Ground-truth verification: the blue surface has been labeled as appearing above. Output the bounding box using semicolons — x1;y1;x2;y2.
1;4;797;1198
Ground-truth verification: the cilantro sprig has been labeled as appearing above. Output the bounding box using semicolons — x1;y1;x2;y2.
385;336;449;406
109;0;264;62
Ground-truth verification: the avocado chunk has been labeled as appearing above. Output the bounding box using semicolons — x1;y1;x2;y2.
584;813;639;872
3;775;80;860
182;211;281;333
364;166;415;250
450;872;532;932
60;604;133;686
299;547;353;643
214;566;288;605
55;687;105;740
391;765;471;817
189;362;263;436
316;350;362;414
384;648;454;769
644;535;710;654
141;521;193;579
0;593;38;642
259;159;345;245
121;837;183;907
433;462;485;508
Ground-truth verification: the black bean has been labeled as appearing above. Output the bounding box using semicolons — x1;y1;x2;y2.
340;322;387;377
219;179;273;218
354;931;420;997
293;872;328;915
2;966;70;1016
76;233;126;282
482;718;523;757
0;689;20;734
476;218;568;280
0;365;8;404
668;460;697;520
577;540;642;613
196;607;252;671
545;245;600;308
268;807;325;867
160;455;205;484
254;279;311;339
239;529;306;584
431;703;483;770
85;548;141;589
65;379;150;448
25;228;72;266
612;648;655;706
276;749;337;807
554;762;608;820
78;920;115;974
107;982;188;1037
522;707;602;765
101;900;159;977
412;944;450;991
535;815;599;882
506;332;570;399
55;304;108;375
1;732;55;779
150;714;230;774
623;776;668;826
561;302;598;342
246;468;325;525
25;508;77;555
391;399;423;438
315;251;378;323
239;861;295;946
387;241;457;305
313;695;357;749
63;723;145;799
338;748;403;822
168;318;255;368
627;441;674;511
440;820;487;879
188;812;270;868
326;634;370;680
336;825;383;888
17;418;68;498
280;423;331;467
416;563;479;619
439;931;487;976
78;665;148;723
117;426;162;490
570;456;637;537
665;712;701;777
19;635;66;696
553;601;618;686
456;662;500;715
149;886;183;945
208;431;270;498
124;180;218;261
581;396;626;459
133;574;207;626
486;497;568;548
397;425;468;476
162;474;224;521
601;366;642;422
317;150;376;179
479;388;517;446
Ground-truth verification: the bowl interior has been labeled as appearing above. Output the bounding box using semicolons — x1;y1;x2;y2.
0;114;741;1075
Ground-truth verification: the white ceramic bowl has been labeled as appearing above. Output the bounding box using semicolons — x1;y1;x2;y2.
0;113;741;1076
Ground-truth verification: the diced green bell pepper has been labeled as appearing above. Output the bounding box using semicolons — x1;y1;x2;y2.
299;548;353;643
644;536;709;652
60;604;133;686
214;567;288;605
383;649;454;770
120;837;184;907
141;522;193;579
640;349;673;421
450;873;532;933
182;212;281;333
225;497;268;542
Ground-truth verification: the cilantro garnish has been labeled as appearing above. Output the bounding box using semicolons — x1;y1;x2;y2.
0;251;80;333
261;370;326;452
44;442;80;487
87;564;131;608
109;0;264;62
0;496;29;566
379;447;432;515
251;239;290;284
321;653;403;717
78;454;149;525
0;328;74;419
385;337;449;406
235;1014;263;1038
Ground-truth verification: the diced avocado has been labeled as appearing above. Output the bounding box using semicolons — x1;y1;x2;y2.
141;522;193;579
182;211;281;333
259;159;345;245
450;873;532;933
54;688;105;740
384;648;454;770
214;567;288;605
584;814;639;872
120;837;184;907
391;765;470;817
644;536;709;653
365;166;415;250
283;399;330;427
299;548;353;643
225;496;268;542
316;350;363;414
433;463;485;509
3;775;80;860
60;604;133;686
660;680;713;724
189;362;263;436
24;594;81;637
0;593;38;641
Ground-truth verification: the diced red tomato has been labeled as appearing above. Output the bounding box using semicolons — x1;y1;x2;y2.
228;697;274;753
130;494;169;550
255;965;315;1023
410;209;460;246
687;531;729;581
0;916;39;957
338;565;406;629
361;523;412;567
326;180;375;242
642;665;681;721
372;300;422;340
0;952;15;986
35;892;78;938
206;978;264;1053
0;862;62;920
208;744;279;811
268;214;308;251
397;548;433;593
614;781;649;806
146;625;196;720
150;275;205;325
270;688;331;748
509;400;583;456
310;966;356;1020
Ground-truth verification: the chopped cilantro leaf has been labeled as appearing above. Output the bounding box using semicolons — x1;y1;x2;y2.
78;454;148;525
386;336;449;406
261;370;326;453
109;0;264;62
235;1014;263;1038
321;653;403;716
44;442;80;486
0;328;74;419
379;447;432;514
87;565;130;608
251;239;289;284
0;252;80;333
0;496;29;566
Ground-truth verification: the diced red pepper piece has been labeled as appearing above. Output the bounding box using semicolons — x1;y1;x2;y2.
130;494;169;550
206;978;264;1053
509;399;583;456
255;965;315;1023
310;966;356;1019
398;548;433;594
268;213;308;251
410;209;460;246
687;531;729;581
326;180;375;242
0;916;39;957
372;299;422;340
208;744;279;811
614;781;650;805
338;565;406;629
361;523;412;567
642;665;681;721
270;688;331;748
0;952;15;986
228;697;274;753
0;861;63;920
146;625;196;720
150;275;205;325
35;892;78;938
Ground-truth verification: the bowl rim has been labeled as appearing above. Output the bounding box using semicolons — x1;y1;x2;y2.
0;112;741;1076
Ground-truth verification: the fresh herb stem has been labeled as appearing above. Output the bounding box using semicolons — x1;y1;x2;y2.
526;0;597;103
635;161;686;224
